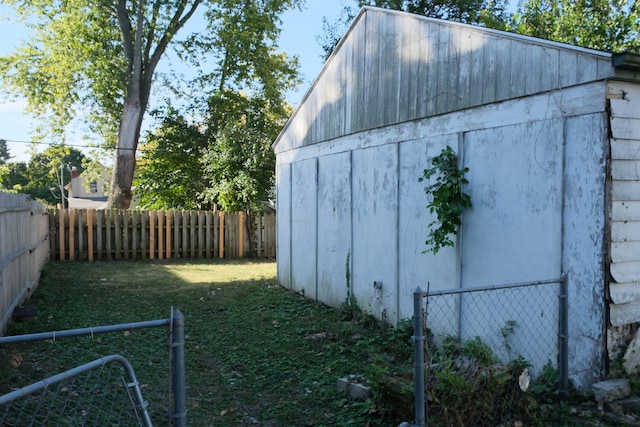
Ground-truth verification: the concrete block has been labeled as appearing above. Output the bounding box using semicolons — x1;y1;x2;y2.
337;376;370;400
592;378;631;404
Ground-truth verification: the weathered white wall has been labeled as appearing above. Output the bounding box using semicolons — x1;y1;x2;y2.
275;81;609;387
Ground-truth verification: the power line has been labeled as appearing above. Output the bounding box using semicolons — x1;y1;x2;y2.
2;138;140;152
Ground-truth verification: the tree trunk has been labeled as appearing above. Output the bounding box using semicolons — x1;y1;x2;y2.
108;97;143;209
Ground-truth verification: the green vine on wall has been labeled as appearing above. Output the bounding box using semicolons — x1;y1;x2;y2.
419;146;472;254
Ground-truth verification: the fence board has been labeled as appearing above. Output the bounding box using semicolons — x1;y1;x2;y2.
48;208;275;261
0;192;49;335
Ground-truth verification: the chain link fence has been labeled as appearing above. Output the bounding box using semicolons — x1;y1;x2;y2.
0;309;186;426
410;277;567;426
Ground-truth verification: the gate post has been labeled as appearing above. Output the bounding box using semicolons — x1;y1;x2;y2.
171;309;187;427
413;287;427;427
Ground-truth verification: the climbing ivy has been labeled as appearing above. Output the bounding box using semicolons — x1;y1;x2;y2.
419;146;472;254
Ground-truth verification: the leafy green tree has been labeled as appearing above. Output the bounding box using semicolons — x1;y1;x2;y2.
0;0;302;209
13;145;86;206
200;92;283;212
512;0;640;52
0;162;28;193
318;0;511;59
134;108;208;210
0;140;11;165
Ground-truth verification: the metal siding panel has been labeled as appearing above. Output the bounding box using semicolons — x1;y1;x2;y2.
352;144;398;321
406;19;421;120
457;28;473;108
397;135;460;322
525;44;543;95
276;163;292;289
562;113;608;386
317;152;352;308
509;37;527;98
494;38;511;101
462;119;564;287
482;34;497;103
469;32;484;107
447;26;461;112
425;23;440;116
559;51;579;87
291;159;318;299
577;54;598;84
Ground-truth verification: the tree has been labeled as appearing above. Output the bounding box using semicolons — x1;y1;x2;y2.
134;108;208;210
0;145;86;205
1;0;302;209
512;0;640;52
318;0;511;58
0;140;11;165
200;91;285;212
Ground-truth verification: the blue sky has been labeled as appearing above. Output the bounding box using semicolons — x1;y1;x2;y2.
0;0;350;163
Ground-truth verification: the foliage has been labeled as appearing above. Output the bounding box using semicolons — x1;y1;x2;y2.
512;0;640;52
200;91;285;212
0;139;11;165
134;108;209;210
0;145;85;205
419;146;472;254
0;0;302;208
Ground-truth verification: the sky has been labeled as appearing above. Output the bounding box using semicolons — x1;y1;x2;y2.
0;0;351;163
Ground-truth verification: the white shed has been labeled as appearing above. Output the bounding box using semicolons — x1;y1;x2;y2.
273;6;640;388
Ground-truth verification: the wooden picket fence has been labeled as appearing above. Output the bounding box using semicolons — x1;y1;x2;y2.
49;208;276;261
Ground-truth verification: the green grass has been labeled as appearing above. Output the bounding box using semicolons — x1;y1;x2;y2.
3;259;637;427
2;260;410;426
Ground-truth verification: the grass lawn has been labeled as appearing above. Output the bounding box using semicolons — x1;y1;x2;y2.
3;259;637;427
2;259;412;426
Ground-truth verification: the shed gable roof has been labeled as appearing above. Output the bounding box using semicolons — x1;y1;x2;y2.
274;6;615;153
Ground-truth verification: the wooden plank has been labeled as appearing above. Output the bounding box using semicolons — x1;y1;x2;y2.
219;212;224;258
239;211;244;258
174;211;180;258
611;117;640;140
131;210;139;260
165;211;172;260
158;211;164;260
190;211;197;258
611;262;640;286
612;180;640;201
87;209;94;261
69;209;75;261
106;209;112;260
122;210;130;260
611;299;640;326
58;208;65;261
612;221;640;242
114;209;121;260
198;211;204;259
611;140;640;160
612;201;640;221
256;213;263;257
77;209;84;260
612;160;640;181
610;283;639;307
205;211;212;258
182;211;189;259
611;241;640;263
140;211;147;260
149;210;156;260
96;210;103;260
